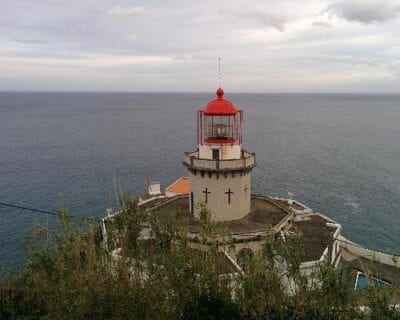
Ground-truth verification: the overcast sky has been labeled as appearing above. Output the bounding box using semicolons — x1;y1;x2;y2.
1;0;400;92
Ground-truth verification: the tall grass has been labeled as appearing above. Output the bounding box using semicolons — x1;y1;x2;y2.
1;198;399;319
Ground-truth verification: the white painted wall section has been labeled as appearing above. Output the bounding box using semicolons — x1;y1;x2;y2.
199;144;241;160
189;170;251;221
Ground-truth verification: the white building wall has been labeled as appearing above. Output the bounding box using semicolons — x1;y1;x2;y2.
189;170;251;221
198;144;241;160
148;183;161;195
339;235;400;268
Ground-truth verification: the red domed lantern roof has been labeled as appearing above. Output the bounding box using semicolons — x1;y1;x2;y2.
203;88;238;115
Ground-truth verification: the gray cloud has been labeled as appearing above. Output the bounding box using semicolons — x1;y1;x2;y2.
304;54;386;67
107;5;144;18
301;54;400;77
327;0;400;24
312;21;332;28
242;8;287;31
11;37;48;44
0;0;399;92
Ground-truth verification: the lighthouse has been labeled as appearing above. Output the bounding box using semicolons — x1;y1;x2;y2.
183;88;256;221
104;85;344;280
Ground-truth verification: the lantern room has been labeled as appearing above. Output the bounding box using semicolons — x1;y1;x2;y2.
197;88;243;146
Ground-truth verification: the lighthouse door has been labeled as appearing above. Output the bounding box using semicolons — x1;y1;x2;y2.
212;149;220;160
190;192;194;214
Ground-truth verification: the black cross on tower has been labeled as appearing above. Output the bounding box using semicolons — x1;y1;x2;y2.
225;188;234;204
202;188;211;203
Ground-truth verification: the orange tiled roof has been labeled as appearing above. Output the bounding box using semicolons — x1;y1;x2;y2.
165;177;190;194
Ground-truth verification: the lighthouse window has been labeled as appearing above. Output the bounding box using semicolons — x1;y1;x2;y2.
212;149;220;160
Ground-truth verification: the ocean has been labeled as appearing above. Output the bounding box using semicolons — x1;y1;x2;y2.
1;92;400;270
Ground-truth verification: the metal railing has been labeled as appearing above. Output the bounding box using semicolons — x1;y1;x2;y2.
183;150;256;171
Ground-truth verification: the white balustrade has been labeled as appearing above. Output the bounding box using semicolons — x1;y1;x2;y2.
183;150;256;171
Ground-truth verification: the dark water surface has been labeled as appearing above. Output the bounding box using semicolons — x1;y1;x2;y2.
1;92;400;269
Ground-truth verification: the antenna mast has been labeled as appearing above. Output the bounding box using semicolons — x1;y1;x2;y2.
218;57;222;87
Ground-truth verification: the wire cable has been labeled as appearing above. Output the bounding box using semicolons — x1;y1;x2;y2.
0;201;101;222
0;202;398;255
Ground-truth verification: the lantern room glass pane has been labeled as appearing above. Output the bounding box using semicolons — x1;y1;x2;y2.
198;111;242;145
212;116;231;140
202;114;238;143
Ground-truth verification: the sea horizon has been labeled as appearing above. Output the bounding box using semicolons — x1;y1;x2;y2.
2;90;400;95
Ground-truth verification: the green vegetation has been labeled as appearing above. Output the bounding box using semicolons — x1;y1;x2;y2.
1;199;399;319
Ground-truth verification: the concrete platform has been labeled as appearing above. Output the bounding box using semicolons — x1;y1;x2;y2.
142;195;291;235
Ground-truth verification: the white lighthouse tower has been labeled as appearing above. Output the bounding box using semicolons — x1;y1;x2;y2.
183;88;256;221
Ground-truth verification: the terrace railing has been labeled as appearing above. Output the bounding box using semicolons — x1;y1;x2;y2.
183;150;256;172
